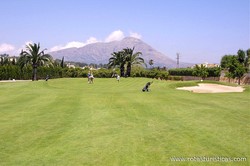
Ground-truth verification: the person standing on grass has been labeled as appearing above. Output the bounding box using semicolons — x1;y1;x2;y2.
89;73;94;84
116;74;120;82
87;71;91;83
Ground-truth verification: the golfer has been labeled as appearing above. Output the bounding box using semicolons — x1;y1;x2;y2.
116;75;120;82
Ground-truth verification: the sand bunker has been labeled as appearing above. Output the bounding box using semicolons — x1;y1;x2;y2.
177;83;244;93
0;80;31;83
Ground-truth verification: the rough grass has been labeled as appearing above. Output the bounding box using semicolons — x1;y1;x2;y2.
0;78;249;165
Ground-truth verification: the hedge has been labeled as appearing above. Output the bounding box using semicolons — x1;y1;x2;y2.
168;68;194;76
168;67;220;77
0;65;219;81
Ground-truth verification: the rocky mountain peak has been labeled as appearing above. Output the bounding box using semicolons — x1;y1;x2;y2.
49;37;190;68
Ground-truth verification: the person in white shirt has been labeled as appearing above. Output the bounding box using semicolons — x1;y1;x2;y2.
116;75;120;82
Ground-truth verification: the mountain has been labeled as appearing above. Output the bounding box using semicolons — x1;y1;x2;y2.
49;37;190;68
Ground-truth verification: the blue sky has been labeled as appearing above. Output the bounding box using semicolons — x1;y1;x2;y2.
0;0;249;63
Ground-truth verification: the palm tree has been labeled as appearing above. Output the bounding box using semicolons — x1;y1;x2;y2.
123;47;146;77
192;64;208;81
108;51;126;76
19;43;53;81
149;59;154;68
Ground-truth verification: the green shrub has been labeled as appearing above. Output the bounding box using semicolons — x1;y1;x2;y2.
93;68;113;78
168;75;183;81
168;68;194;76
168;67;220;77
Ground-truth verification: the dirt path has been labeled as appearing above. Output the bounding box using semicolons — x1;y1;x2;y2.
177;83;244;93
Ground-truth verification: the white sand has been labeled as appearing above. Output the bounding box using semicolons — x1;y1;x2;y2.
177;83;244;93
0;80;31;83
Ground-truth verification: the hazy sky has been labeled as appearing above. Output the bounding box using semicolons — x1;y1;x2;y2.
0;0;249;63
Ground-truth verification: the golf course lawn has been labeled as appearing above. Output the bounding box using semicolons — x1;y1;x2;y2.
0;78;249;165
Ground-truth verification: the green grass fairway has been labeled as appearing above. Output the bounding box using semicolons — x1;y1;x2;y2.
0;78;249;165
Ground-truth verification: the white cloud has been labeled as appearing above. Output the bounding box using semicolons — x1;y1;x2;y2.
14;41;34;55
105;30;125;42
64;41;86;48
50;45;64;52
24;41;33;46
50;37;99;52
86;37;99;44
0;43;15;53
21;41;33;50
129;32;142;39
49;30;141;52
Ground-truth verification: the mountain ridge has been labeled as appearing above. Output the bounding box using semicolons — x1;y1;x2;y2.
49;37;191;68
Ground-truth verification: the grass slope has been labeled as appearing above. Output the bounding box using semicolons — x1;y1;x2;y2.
0;78;249;165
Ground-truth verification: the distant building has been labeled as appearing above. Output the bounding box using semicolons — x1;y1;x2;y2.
66;63;76;68
9;57;17;62
192;62;219;68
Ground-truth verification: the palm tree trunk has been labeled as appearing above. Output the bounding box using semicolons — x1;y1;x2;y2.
32;64;38;81
238;77;241;85
126;63;131;77
120;65;125;77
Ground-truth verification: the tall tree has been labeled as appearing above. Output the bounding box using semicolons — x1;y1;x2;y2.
237;49;246;64
123;47;146;77
19;43;53;81
246;49;250;70
108;51;126;77
228;56;247;85
60;56;65;68
220;54;247;85
220;55;234;69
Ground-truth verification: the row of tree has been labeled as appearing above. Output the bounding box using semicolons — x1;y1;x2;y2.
0;64;170;80
168;67;220;77
220;49;250;84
